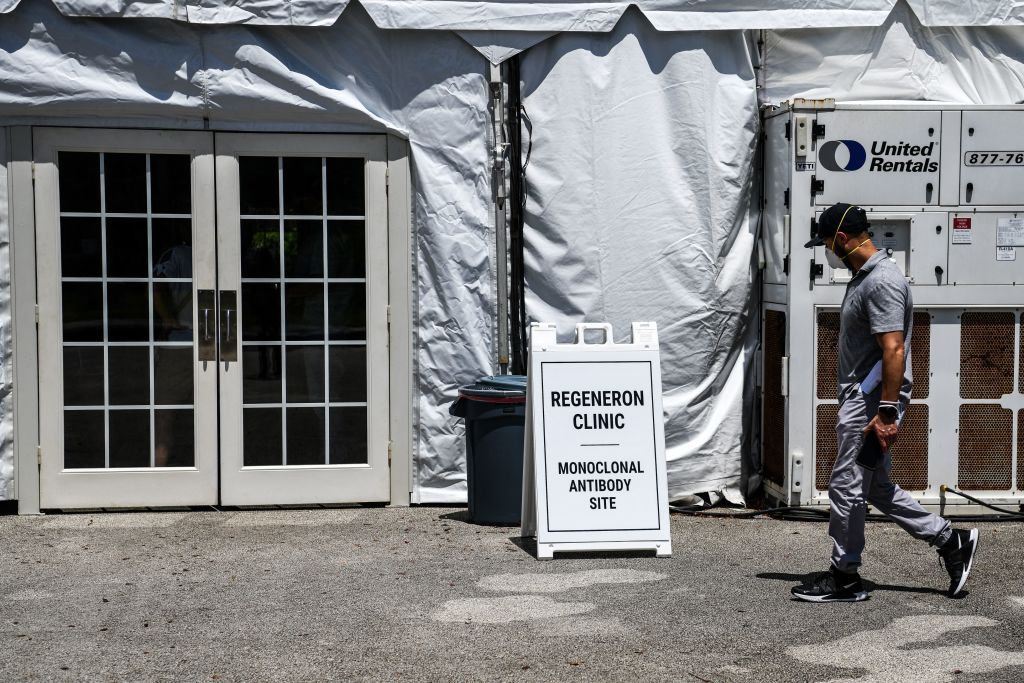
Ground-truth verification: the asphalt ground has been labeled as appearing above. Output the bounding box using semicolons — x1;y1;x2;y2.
2;507;1023;682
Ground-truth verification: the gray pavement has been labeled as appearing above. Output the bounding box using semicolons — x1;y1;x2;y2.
2;507;1023;682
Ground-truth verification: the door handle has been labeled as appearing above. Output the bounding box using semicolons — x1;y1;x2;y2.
197;290;216;361
219;290;238;363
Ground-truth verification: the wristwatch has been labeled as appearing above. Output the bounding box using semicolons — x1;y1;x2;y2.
877;403;899;420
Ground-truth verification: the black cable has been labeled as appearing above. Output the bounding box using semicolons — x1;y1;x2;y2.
942;486;1024;519
507;55;528;375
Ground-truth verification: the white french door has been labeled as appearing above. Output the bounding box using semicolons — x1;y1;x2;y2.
215;134;390;505
34;129;390;508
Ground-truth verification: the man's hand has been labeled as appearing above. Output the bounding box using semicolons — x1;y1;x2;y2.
865;412;899;450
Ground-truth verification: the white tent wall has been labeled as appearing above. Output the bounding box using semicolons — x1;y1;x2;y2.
763;1;1024;103
519;9;761;503
0;0;495;503
0;130;11;500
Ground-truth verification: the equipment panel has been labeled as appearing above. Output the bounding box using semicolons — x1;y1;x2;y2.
947;212;1024;285
813;110;941;207
960;110;1024;205
812;212;947;286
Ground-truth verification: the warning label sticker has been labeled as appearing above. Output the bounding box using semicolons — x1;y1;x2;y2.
953;217;972;245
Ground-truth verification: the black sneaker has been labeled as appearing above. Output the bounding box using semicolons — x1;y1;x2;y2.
939;528;979;597
791;567;868;603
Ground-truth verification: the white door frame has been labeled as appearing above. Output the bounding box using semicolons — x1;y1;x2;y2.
10;127;412;511
33;128;219;508
215;133;391;505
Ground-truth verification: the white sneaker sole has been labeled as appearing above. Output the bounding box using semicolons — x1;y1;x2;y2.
793;591;869;603
952;528;979;597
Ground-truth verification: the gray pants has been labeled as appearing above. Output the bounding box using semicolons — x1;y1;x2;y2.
829;391;952;571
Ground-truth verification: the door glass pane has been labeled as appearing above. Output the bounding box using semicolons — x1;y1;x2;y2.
62;283;104;342
239;157;279;215
328;346;366;403
244;408;282;466
328;283;366;341
286;346;324;403
107;283;149;342
58;152;100;213
327;221;365;278
60;217;102;277
104;153;147;213
154;347;194;405
64;410;105;469
106;218;149;278
282;157;322;215
326;157;364;216
239;154;368;467
330;407;367;465
285;283;324;341
241;221;280;278
287;407;325;465
284;220;323;278
150;154;191;214
108;410;150;467
156;409;195;467
108;346;150;405
58;151;196;469
63;347;104;406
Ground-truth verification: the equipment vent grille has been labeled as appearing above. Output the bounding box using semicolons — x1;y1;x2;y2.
960;312;1014;399
816;311;840;400
1018;411;1024;492
763;310;786;487
815;404;928;492
815;404;839;491
891;404;929;491
911;311;930;399
958;404;1012;490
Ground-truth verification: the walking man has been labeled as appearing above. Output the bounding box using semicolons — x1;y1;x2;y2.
792;203;979;602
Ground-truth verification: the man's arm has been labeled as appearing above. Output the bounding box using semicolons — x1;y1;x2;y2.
866;330;904;449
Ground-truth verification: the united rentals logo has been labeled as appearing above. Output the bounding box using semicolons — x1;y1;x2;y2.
820;139;937;173
819;140;867;172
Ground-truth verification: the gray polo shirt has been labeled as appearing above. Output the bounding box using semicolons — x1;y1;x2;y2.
838;251;913;406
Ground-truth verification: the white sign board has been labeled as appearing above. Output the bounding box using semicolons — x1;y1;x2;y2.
521;322;672;559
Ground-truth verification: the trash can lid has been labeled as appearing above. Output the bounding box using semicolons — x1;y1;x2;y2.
458;374;527;402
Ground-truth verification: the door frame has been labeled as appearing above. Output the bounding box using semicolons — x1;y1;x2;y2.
32;127;220;509
9;127;412;512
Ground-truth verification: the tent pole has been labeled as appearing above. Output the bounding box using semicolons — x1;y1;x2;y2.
507;55;528;375
490;62;510;374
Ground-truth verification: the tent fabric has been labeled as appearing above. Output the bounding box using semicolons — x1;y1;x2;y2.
0;0;494;503
0;131;11;501
361;1;897;31
48;0;351;24
5;0;1024;30
763;0;1024;104
520;8;760;502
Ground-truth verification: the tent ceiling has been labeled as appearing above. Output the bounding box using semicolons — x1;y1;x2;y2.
3;1;1023;30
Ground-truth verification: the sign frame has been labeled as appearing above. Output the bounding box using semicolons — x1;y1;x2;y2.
521;322;672;560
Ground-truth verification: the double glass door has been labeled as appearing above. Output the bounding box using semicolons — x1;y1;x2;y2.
35;129;390;508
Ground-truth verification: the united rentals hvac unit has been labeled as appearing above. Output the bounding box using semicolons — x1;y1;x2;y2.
761;100;1024;510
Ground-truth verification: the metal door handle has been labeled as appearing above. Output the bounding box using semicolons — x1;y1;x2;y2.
219;290;238;363
197;290;216;361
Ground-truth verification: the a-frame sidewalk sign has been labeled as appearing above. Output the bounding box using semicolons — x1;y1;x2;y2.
521;322;672;560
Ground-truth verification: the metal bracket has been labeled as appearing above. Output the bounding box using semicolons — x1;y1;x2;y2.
811;261;823;282
813;123;826;139
811;175;824;195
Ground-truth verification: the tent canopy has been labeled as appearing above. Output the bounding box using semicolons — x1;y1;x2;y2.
1;0;1022;30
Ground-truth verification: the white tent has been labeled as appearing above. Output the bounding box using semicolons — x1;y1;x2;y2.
1;0;1023;508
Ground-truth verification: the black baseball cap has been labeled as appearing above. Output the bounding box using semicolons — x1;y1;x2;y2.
804;203;870;248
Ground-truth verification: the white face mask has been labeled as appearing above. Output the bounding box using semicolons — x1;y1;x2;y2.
825;248;847;271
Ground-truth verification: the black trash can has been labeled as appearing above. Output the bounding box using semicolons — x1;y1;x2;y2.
449;375;528;524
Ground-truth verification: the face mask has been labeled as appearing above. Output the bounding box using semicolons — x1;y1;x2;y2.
825;248;847;271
